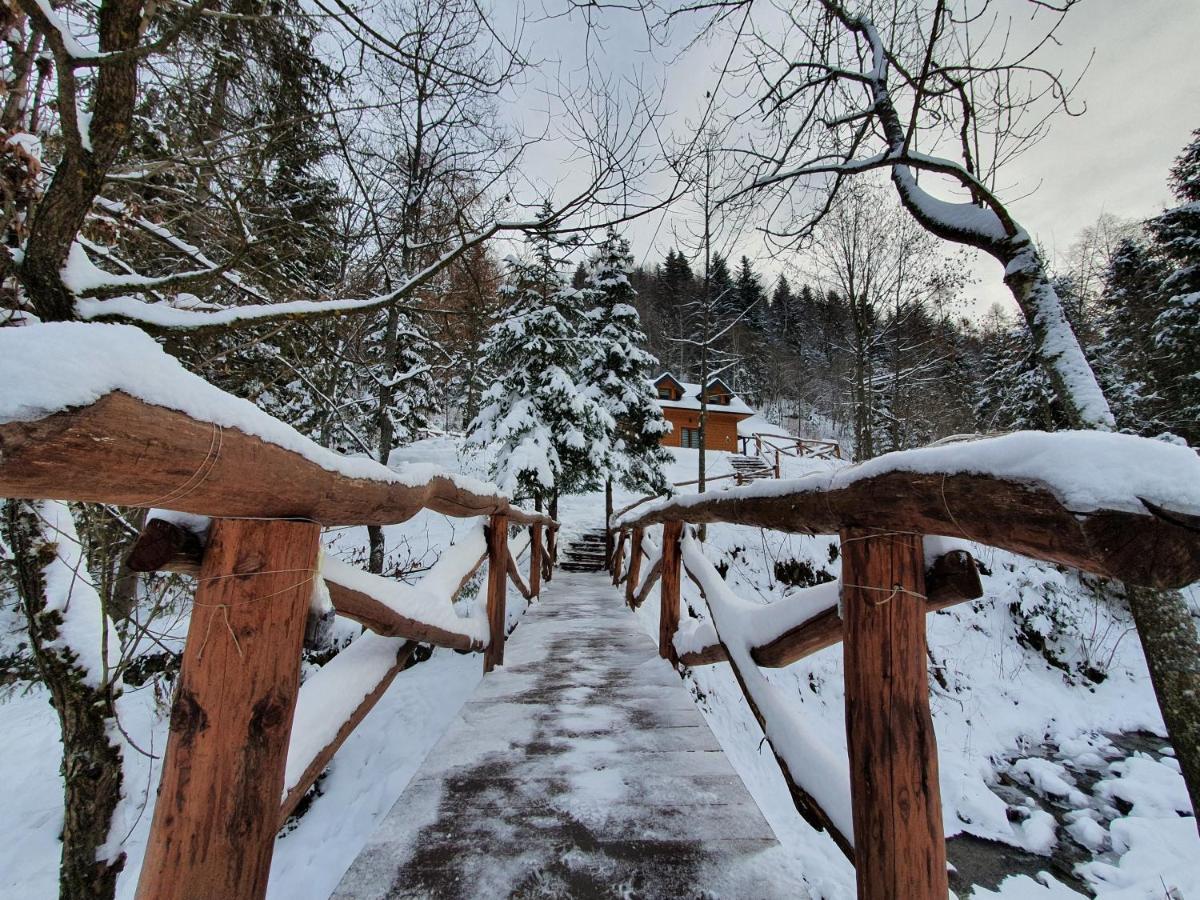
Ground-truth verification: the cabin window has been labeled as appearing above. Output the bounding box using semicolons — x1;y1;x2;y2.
681;427;701;448
708;393;729;405
659;387;673;399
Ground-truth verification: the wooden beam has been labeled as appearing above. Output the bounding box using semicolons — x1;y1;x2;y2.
125;517;204;576
678;550;984;668
529;524;542;598
506;549;532;600
279;640;417;825
125;518;487;651
0;390;558;529
610;530;627;586
625;527;644;609
484;515;508;673
840;528;948;900
752;549;982;667
136;517;320;900
323;567;482;651
632;558;663;609
619;467;1200;589
659;521;683;664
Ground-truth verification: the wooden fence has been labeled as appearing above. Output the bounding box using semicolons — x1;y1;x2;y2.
610;459;1200;900
740;431;844;469
0;389;557;900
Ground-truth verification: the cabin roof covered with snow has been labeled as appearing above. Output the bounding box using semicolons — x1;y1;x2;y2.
650;372;754;416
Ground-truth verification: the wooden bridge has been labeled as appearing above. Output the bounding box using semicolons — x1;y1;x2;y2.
3;365;1200;898
334;569;798;898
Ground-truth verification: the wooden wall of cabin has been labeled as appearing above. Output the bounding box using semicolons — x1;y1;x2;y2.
659;409;746;452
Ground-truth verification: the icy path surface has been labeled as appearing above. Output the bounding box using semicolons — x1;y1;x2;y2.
333;570;808;899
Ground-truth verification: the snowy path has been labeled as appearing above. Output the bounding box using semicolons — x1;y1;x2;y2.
333;570;807;898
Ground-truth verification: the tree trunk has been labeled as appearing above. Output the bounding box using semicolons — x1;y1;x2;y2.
2;500;125;900
1126;586;1200;828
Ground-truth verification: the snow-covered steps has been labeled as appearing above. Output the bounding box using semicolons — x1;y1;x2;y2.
559;528;609;572
333;571;804;898
729;454;775;481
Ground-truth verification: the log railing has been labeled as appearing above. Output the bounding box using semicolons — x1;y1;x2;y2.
0;388;557;900
612;435;1200;900
739;431;843;463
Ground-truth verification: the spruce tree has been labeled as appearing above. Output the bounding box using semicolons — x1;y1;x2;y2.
975;324;1071;432
467;220;610;505
579;229;673;494
770;274;795;342
1090;238;1164;433
709;254;735;320
1147;128;1200;445
735;255;768;330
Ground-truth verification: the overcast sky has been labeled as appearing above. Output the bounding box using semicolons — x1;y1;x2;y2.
510;0;1200;318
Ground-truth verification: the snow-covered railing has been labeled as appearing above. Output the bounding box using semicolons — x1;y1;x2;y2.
0;323;558;900
739;431;843;464
612;431;1200;898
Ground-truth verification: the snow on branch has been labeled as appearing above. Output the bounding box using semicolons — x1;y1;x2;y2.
72;217;543;333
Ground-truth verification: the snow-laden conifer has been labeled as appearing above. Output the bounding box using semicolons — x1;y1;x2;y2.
1148;129;1200;445
578;228;672;494
467;216;611;504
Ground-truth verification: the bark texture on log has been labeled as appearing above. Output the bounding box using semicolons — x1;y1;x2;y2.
0;391;558;528
1126;585;1200;827
621;469;1200;589
840;528;947;900
137;517;320;900
625;527;644;609
484;515;508;673
659;521;683;664
529;524;542;598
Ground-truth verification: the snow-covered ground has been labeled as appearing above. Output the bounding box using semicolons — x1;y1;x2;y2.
1;437;1197;898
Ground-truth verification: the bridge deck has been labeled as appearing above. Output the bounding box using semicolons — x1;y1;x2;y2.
333;570;806;899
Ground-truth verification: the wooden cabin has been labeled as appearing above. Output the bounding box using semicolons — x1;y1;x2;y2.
651;373;754;452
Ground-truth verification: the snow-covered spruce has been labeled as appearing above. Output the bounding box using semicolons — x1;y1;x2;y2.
467;215;613;505
577;228;673;496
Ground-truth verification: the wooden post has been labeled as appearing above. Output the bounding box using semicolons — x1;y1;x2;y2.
484;514;508;673
543;527;556;582
604;478;614;571
529;524;542;599
774;448;781;479
625;526;644;608
659;521;683;664
137;517;321;900
611;530;627;586
839;528;947;900
755;434;762;456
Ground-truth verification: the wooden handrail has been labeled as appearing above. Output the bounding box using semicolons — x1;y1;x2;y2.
616;468;1200;590
281;637;418;824
507;549;532;600
675;550;983;667
0;390;558;529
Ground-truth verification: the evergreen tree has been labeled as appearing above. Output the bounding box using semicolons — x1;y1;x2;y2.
734;255;768;330
1147;128;1200;444
1090;238;1165;433
659;249;696;373
709;254;735;320
467;219;610;505
579;229;673;493
770;274;795;342
975;324;1071;432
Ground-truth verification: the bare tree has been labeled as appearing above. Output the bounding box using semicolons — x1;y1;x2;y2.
699;0;1200;822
